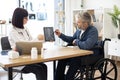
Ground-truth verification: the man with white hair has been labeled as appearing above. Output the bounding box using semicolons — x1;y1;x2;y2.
54;12;98;80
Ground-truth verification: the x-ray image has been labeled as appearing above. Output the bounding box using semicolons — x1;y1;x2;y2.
43;27;55;41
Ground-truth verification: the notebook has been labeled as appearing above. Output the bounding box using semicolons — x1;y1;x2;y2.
43;27;55;41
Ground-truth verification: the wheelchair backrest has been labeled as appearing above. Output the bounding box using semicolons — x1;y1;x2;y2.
91;38;111;56
90;40;103;56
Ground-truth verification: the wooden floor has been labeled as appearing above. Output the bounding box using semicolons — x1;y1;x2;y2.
0;61;120;80
93;61;120;80
116;61;120;80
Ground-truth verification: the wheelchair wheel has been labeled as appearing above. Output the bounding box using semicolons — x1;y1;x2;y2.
92;58;117;80
73;66;94;80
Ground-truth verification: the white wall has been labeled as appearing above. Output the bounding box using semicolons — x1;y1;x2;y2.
0;0;18;22
0;0;18;38
26;0;54;38
84;0;120;9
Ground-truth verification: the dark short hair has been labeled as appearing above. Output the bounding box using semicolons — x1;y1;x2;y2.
12;7;28;29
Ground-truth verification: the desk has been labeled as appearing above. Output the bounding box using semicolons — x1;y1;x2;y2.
0;46;93;80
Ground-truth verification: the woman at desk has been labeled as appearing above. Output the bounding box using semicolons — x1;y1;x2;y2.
55;12;98;80
8;8;47;80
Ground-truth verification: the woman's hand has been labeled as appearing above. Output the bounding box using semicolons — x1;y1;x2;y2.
55;29;61;37
12;47;17;51
37;34;44;40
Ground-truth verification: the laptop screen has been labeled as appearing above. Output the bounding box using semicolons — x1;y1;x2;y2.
43;27;55;41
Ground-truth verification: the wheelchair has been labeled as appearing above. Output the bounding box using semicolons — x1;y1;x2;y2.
66;38;118;80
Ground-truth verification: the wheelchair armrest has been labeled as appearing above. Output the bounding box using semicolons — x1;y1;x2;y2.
91;46;102;49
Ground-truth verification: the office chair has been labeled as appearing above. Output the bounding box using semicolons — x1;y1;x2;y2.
0;36;23;80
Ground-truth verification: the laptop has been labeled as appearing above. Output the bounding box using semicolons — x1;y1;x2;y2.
43;27;55;41
16;41;43;55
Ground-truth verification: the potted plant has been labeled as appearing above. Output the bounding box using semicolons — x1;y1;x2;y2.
108;5;120;39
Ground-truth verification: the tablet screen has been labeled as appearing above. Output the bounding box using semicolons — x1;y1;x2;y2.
43;27;55;41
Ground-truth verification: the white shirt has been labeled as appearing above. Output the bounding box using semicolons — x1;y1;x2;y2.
9;27;33;49
8;26;33;70
79;30;85;39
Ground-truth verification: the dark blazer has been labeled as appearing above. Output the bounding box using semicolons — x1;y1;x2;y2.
59;25;98;50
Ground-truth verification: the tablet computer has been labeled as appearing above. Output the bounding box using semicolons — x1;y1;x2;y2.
43;27;55;41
